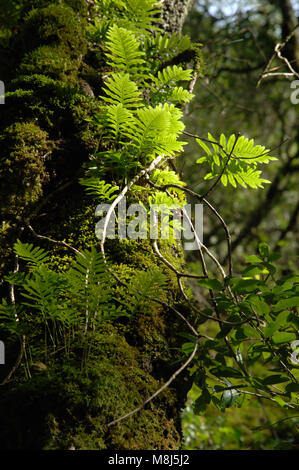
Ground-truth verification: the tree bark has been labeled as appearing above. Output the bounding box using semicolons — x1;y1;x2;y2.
161;0;196;34
0;0;196;450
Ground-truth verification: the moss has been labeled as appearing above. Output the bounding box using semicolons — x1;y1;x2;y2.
19;45;81;80
0;324;180;450
0;121;49;219
21;3;87;56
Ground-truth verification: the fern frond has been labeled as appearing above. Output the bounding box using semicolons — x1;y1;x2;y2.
66;248;123;326
163;103;185;136
90;0;161;41
105;25;146;75
68;248;107;285
21;265;68;321
118;0;162;35
170;86;194;103
134;103;186;157
196;133;277;189
85;150;140;179
105;104;137;140
79;178;119;201
0;299;23;336
102;73;143;108
127;268;168;312
151;169;186;187
153;65;193;87
146;34;192;62
14;240;49;267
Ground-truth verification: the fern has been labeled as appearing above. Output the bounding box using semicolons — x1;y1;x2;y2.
79;178;119;201
65;248;125;326
148;191;183;208
125;268;168;313
196;133;277;189
83;150;140;180
149;65;194;104
14;239;49;267
153;65;193;87
105;25;146;76
170;86;194;103
101;73;141;141
1;243;128;356
102;73;143;108
117;0;161;35
134;104;186;158
147;33;193;59
21;265;71;323
67;248;108;286
89;0;161;42
105;104;136;140
150;169;186;199
151;169;186;187
0;300;23;336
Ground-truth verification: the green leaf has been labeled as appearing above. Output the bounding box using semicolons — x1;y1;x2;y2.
195;134;276;189
14;240;49;267
103;73;143;107
210;366;244;379
273;396;287;407
181;342;196;355
262;375;290;385
196;138;212;156
242;325;260;339
245;255;263;263
220;388;240;410
263;322;280;338
230;278;261;294
198;278;222;291
247;295;270;315
193;389;211;415
154;65;193;87
286;383;299;393
259;242;269;258
79;178;119;201
272;332;297;344
242;264;264;277
273;297;299;312
105;25;146;75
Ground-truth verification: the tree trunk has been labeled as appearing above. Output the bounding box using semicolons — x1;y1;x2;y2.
161;0;196;33
0;0;196;450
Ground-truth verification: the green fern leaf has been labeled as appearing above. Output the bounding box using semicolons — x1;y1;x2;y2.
127;268;168;312
102;73;143;108
105;25;146;74
134;103;186;157
153;65;193;87
170;86;194;103
79;178;119;201
196;133;277;189
146;34;192;65
14;240;49;267
118;0;162;35
106;104;137;140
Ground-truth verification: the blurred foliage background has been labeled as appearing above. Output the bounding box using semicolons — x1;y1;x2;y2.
181;0;299;450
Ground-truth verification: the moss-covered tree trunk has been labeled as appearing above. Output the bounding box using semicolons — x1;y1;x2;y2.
0;0;197;449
